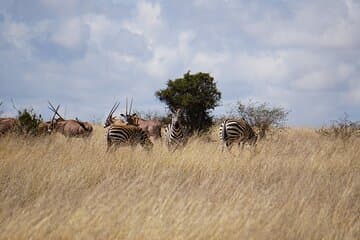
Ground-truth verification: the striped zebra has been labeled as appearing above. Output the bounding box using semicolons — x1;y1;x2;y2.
164;109;185;148
106;125;153;150
104;103;153;150
219;118;257;150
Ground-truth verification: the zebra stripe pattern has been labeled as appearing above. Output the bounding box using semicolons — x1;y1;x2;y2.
106;125;153;150
164;109;184;148
219;119;257;150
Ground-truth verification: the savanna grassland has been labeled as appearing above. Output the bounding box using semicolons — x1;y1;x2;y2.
0;126;359;239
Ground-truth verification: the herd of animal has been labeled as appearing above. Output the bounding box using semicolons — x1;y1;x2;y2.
0;100;258;151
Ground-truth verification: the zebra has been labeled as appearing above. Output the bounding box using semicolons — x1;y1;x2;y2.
104;103;153;150
106;124;153;150
164;109;185;148
219;118;257;150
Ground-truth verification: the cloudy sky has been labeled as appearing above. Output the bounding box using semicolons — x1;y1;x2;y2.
0;0;359;126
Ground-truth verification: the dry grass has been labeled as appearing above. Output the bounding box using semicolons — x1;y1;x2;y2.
0;126;359;239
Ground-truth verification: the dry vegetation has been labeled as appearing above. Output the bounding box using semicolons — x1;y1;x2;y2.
0;126;359;239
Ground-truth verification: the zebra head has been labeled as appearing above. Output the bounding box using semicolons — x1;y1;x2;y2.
104;102;120;128
171;109;182;128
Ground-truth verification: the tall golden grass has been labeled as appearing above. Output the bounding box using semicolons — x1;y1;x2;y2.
0;126;359;239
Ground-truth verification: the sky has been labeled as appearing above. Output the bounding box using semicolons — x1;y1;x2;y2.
0;0;359;126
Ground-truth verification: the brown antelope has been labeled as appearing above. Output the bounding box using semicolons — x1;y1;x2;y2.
0;102;17;135
37;121;52;134
104;102;153;150
103;102;127;128
0;117;17;135
36;104;61;135
48;102;93;137
120;98;162;140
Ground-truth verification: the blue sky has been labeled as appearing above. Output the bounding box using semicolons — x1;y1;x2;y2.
0;0;359;126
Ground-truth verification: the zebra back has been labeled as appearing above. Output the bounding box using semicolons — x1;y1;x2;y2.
106;125;153;149
219;119;257;148
165;123;184;146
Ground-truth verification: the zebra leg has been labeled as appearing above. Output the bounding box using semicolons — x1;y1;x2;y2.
221;140;227;152
225;141;233;151
142;140;153;151
106;141;112;152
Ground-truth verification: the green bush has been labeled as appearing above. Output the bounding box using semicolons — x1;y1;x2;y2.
15;108;43;136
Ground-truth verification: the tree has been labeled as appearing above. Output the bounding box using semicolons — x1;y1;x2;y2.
155;71;221;134
236;100;289;139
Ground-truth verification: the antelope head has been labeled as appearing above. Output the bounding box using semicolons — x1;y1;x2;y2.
120;97;139;126
104;102;120;128
47;101;62;132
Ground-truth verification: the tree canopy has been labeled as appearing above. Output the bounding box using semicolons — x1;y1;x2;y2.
155;71;221;133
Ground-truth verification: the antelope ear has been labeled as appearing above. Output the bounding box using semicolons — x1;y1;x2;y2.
132;113;137;116
120;114;125;117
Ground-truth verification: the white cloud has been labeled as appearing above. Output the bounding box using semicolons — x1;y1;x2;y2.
1;20;30;49
233;53;287;83
239;0;360;49
190;51;228;79
50;17;89;49
345;87;360;104
39;0;80;10
293;71;337;90
121;0;163;44
143;30;196;78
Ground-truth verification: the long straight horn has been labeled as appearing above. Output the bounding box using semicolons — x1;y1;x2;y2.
108;102;116;117
48;101;62;119
113;102;120;116
50;105;60;131
50;105;60;123
126;97;128;115
129;97;133;115
107;102;120;119
48;101;64;120
48;101;57;112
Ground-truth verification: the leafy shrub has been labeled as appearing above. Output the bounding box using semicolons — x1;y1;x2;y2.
234;100;289;139
15;108;43;136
